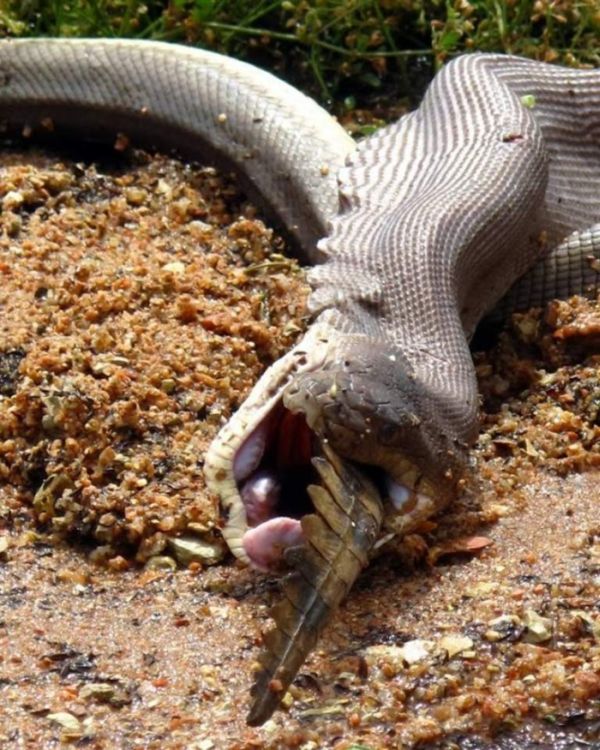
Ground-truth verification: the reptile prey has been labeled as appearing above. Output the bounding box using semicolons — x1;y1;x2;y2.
247;443;384;726
0;39;599;725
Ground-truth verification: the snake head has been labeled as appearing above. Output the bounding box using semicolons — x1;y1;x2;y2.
205;319;471;568
282;332;471;531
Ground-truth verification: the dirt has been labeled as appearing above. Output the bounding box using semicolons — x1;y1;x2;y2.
0;146;599;749
0;146;308;565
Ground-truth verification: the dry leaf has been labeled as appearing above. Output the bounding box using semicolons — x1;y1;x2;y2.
428;535;493;565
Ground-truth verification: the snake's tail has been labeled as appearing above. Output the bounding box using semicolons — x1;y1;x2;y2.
246;444;384;726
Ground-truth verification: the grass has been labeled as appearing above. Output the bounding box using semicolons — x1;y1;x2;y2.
1;1;599;107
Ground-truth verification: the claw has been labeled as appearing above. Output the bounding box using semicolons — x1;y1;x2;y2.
246;443;383;726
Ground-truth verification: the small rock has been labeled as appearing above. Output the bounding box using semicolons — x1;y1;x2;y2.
6;213;22;237
145;555;177;571
2;190;24;210
47;711;82;739
572;611;600;643
156;178;172;195
79;683;116;702
465;581;498;598
33;474;75;517
0;536;9;560
81;717;96;739
125;187;148;205
485;615;524;642
428;535;492;565
364;644;403;668
186;521;213;534
168;535;226;566
438;634;474;658
161;378;177;394
365;640;434;667
523;609;553;643
280;690;294;709
162;260;186;274
400;639;434;664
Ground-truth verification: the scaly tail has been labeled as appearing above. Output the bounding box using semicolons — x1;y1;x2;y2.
246;444;384;726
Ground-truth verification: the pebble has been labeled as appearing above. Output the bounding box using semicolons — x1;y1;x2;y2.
168;535;226;566
47;711;82;739
79;683;116;702
523;609;553;643
438;634;474;658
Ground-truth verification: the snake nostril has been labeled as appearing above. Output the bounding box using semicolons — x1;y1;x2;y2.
379;422;397;444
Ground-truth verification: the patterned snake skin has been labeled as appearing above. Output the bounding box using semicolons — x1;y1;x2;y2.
205;53;600;723
1;39;598;724
206;53;600;560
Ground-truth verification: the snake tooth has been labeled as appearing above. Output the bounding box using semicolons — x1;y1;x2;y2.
246;445;383;726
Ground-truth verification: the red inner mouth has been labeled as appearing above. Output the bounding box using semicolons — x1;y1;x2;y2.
234;405;316;570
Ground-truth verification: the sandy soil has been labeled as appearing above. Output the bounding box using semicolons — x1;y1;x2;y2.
0;146;599;749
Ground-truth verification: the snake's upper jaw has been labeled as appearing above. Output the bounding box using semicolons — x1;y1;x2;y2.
282;338;469;509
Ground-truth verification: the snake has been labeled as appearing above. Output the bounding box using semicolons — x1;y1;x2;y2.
1;38;599;725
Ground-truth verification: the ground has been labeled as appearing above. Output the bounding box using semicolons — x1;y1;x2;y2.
0;146;598;749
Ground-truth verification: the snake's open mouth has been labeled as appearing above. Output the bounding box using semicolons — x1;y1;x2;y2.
231;401;439;570
204;323;454;569
232;404;318;570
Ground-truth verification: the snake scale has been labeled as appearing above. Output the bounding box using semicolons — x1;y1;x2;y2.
1;38;599;725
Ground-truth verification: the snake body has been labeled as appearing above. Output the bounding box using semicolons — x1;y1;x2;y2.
0;38;354;255
1;38;599;724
